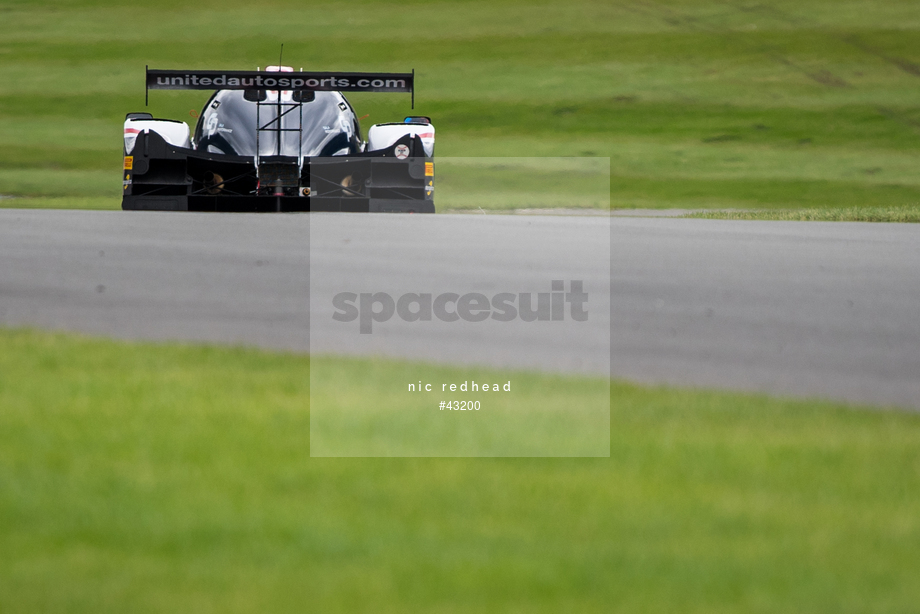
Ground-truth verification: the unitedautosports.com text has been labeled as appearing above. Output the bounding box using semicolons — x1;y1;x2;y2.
154;75;406;90
332;280;588;334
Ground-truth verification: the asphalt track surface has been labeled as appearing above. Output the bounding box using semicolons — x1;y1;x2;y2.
1;209;918;409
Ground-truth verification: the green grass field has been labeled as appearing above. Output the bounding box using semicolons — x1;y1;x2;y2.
1;0;919;211
2;328;920;612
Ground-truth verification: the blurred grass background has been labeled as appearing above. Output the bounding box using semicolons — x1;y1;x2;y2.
0;0;919;210
2;329;920;612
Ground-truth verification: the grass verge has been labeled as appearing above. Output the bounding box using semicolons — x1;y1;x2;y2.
2;328;920;612
0;196;121;210
683;204;920;222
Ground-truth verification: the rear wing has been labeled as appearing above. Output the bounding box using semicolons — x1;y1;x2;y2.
146;67;415;106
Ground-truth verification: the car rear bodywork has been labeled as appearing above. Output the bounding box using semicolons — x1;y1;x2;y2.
122;67;435;213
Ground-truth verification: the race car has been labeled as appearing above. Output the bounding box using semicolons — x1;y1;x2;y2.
122;66;435;213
